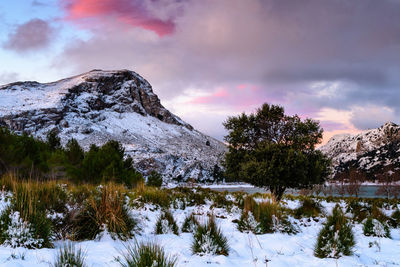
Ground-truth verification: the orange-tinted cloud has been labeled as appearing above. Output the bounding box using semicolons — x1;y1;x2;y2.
61;0;175;36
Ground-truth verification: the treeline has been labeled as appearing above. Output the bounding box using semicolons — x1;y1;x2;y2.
0;128;143;186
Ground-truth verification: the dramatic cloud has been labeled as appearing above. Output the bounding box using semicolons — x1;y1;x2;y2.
54;0;400;141
3;19;55;52
61;0;177;36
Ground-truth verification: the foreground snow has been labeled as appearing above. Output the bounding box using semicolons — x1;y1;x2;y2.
0;196;399;267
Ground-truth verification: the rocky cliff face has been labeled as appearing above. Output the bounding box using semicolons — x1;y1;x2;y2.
0;69;226;182
319;122;400;180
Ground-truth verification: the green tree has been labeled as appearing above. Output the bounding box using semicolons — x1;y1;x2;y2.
46;130;61;151
64;139;85;181
80;141;143;186
65;139;84;166
147;171;163;187
212;164;224;183
223;103;330;201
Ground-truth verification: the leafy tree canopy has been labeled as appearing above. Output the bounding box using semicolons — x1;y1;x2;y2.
223;103;330;200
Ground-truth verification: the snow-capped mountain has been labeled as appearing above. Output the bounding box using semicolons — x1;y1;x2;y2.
0;69;226;182
319;122;400;179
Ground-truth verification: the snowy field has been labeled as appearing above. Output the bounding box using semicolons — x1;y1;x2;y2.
0;191;399;267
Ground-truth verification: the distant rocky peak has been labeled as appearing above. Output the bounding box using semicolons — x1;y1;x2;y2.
319;122;400;179
0;69;192;134
60;69;190;127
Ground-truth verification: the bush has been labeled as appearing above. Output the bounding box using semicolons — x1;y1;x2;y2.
294;198;323;218
0;182;53;248
186;188;207;206
392;209;400;227
116;240;178;267
370;204;390;222
346;199;370;223
314;205;355;258
147;171;163;187
52;242;87;267
363;217;391;238
181;213;200;233
209;191;234;210
155;210;179;235
192;216;229;256
72;183;135;240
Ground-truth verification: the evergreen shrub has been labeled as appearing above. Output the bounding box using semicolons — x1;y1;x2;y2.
314;205;355;258
363;217;391;238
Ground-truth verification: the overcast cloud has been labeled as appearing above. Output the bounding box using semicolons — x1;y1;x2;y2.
38;0;400;140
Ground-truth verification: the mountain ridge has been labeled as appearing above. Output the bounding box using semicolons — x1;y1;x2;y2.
319;121;400;180
0;69;226;182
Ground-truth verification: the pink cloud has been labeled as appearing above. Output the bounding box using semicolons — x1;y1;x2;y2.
190;88;229;104
3;19;55;52
237;84;247;90
61;0;175;36
188;84;274;110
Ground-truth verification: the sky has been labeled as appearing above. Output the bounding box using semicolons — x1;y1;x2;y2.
1;0;400;143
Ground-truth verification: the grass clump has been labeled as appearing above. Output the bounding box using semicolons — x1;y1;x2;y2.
314;205;355;258
181;213;200;233
363;217;391;238
294;198;323;218
52;242;87;267
237;196;297;234
135;187;170;208
237;211;260;234
192;216;229;256
72;183;135;240
0;181;53;248
116;240;178;267
155;210;179;235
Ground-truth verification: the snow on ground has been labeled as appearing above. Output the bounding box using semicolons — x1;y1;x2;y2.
0;193;399;267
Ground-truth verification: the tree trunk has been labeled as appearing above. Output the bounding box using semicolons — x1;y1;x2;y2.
0;157;8;176
269;185;286;201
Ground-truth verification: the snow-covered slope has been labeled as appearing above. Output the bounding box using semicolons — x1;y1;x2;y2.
319;122;400;179
0;69;226;182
